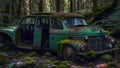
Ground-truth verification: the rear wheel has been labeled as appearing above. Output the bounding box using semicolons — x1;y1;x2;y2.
62;45;76;61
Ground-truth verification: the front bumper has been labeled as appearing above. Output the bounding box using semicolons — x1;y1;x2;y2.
77;48;119;56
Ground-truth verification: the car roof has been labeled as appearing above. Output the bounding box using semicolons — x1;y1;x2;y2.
28;12;83;18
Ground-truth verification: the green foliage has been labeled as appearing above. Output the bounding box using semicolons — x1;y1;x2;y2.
77;66;83;68
44;52;51;57
60;61;71;65
100;54;112;62
87;62;94;66
15;51;24;58
28;51;38;57
40;63;48;68
51;64;58;68
42;55;47;59
24;57;34;65
89;50;97;59
107;62;116;67
45;59;52;64
58;64;68;68
0;52;10;64
117;57;120;63
52;60;60;65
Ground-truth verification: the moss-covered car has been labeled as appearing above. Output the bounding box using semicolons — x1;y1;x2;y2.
0;12;117;60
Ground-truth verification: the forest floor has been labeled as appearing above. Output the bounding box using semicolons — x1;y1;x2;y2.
0;0;120;68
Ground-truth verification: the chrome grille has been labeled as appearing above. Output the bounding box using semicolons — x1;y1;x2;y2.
88;35;108;51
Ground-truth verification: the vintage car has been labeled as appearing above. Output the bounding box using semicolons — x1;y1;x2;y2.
0;12;117;60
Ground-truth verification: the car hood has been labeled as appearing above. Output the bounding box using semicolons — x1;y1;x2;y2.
66;26;106;36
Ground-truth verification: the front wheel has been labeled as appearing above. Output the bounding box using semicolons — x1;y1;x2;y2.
0;35;14;50
62;45;77;61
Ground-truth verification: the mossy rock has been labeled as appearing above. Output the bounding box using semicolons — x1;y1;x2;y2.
100;54;112;62
28;51;38;57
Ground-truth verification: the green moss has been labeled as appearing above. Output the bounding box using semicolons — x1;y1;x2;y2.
24;57;34;65
60;61;72;65
89;50;97;59
107;62;116;67
58;64;68;68
52;60;60;65
42;55;47;59
40;63;48;68
15;51;24;58
0;52;10;64
117;57;120;63
87;62;94;66
51;64;58;68
77;66;83;68
44;52;51;57
28;51;38;57
101;54;112;62
45;59;52;64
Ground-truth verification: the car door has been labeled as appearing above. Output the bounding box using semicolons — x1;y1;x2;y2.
34;17;50;49
18;17;36;49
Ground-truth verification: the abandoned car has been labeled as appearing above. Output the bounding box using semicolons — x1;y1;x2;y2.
0;12;117;60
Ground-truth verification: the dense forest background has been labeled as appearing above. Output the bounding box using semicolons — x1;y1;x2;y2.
0;0;115;22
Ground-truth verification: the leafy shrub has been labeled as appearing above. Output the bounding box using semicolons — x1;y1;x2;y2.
28;51;38;57
101;54;112;62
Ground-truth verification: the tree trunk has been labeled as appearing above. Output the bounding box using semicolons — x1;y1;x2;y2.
39;0;43;12
56;0;60;12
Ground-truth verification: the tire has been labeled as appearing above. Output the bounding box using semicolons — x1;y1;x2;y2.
62;45;77;61
0;35;14;50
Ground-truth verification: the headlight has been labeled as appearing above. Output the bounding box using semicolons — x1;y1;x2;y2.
84;35;88;40
105;34;108;38
80;46;86;52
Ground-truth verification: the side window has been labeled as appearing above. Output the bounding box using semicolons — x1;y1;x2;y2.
21;17;35;24
51;19;63;29
36;17;50;27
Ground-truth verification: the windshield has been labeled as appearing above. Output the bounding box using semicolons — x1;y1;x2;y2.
63;17;87;28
